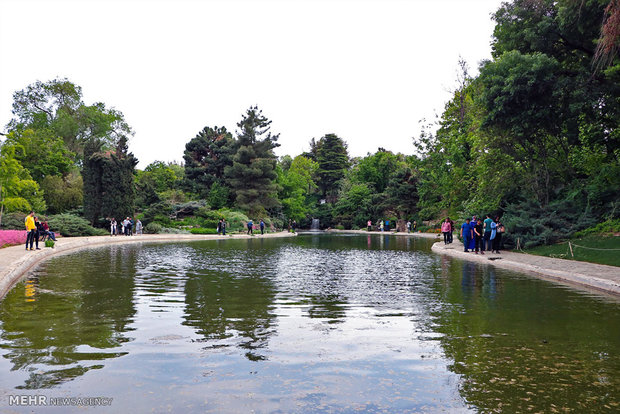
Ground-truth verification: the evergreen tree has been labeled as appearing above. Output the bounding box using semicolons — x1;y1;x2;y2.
316;134;349;198
183;126;236;199
225;106;280;216
83;136;138;225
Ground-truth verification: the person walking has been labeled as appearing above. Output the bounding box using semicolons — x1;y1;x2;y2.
474;218;484;254
461;218;472;252
441;218;451;245
260;219;265;235
24;211;37;251
247;220;253;235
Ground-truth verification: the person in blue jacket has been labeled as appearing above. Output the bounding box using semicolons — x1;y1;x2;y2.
461;218;472;252
468;215;477;251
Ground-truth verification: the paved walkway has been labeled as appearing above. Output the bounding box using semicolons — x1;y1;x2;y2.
0;232;296;300
432;239;620;296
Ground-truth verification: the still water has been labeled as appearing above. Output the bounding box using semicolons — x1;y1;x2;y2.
0;234;619;413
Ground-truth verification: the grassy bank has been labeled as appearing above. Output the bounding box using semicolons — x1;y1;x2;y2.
525;234;620;267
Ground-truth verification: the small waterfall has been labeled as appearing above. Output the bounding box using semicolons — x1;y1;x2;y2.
310;218;320;230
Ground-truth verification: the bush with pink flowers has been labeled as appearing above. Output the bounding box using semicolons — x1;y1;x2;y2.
0;230;27;248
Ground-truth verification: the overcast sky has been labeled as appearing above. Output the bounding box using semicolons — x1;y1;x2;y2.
0;0;504;168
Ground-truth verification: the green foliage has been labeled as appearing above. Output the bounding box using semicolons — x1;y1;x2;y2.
190;227;218;234
225;106;280;216
525;234;620;267
277;155;318;221
0;143;46;217
573;219;620;238
316;133;349;197
47;213;107;237
183;126;236;199
207;181;230;210
0;212;27;229
145;222;163;234
40;172;83;214
83;137;138;225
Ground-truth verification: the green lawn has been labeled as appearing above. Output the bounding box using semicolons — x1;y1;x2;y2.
525;234;620;267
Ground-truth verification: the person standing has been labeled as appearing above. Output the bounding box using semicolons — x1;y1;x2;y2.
474;218;484;254
110;218;117;236
292;220;297;233
406;221;411;233
217;219;222;234
136;219;143;235
385;219;390;232
483;214;493;252
247;219;253;235
461;218;472;252
441;218;451;245
32;216;42;250
380;221;384;232
221;219;226;235
260;219;265;235
24;211;36;251
413;220;417;232
468;216;477;251
492;217;504;253
367;220;372;232
448;218;455;243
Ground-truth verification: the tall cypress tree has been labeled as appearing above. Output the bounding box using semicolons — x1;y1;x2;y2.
82;136;138;225
225;106;280;217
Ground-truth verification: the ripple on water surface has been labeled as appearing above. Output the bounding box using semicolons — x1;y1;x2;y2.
0;234;619;413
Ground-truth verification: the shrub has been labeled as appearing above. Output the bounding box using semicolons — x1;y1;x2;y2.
47;214;108;237
160;227;190;234
573;219;620;238
145;222;163;234
190;228;218;235
335;224;345;230
0;212;27;230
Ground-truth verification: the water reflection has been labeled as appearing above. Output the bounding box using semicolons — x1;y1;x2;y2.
0;246;136;389
0;235;618;413
431;259;620;412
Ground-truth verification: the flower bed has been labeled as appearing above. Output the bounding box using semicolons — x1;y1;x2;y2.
0;230;27;248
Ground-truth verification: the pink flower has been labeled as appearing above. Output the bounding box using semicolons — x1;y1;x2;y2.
0;230;27;248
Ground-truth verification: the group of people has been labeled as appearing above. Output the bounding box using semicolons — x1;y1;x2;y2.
217;219;227;235
109;217;142;236
460;214;505;254
24;211;57;251
246;219;269;235
366;219;418;233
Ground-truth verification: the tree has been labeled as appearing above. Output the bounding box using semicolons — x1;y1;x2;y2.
183;126;236;199
225;106;280;216
83;137;138;225
0;144;46;225
277;155;319;221
40;172;83;214
316;134;349;198
8;78;132;159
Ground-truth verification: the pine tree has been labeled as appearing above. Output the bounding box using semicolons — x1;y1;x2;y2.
316;134;349;198
225;106;280;217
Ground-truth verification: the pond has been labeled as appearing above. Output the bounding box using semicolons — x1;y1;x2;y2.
0;234;619;413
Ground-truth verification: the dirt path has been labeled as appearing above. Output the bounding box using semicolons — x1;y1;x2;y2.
432;239;620;296
0;232;296;300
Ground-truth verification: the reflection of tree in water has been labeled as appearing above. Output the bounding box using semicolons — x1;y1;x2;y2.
0;246;136;389
428;259;620;412
182;271;277;361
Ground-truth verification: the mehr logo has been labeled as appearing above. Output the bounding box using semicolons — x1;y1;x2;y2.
8;395;113;406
